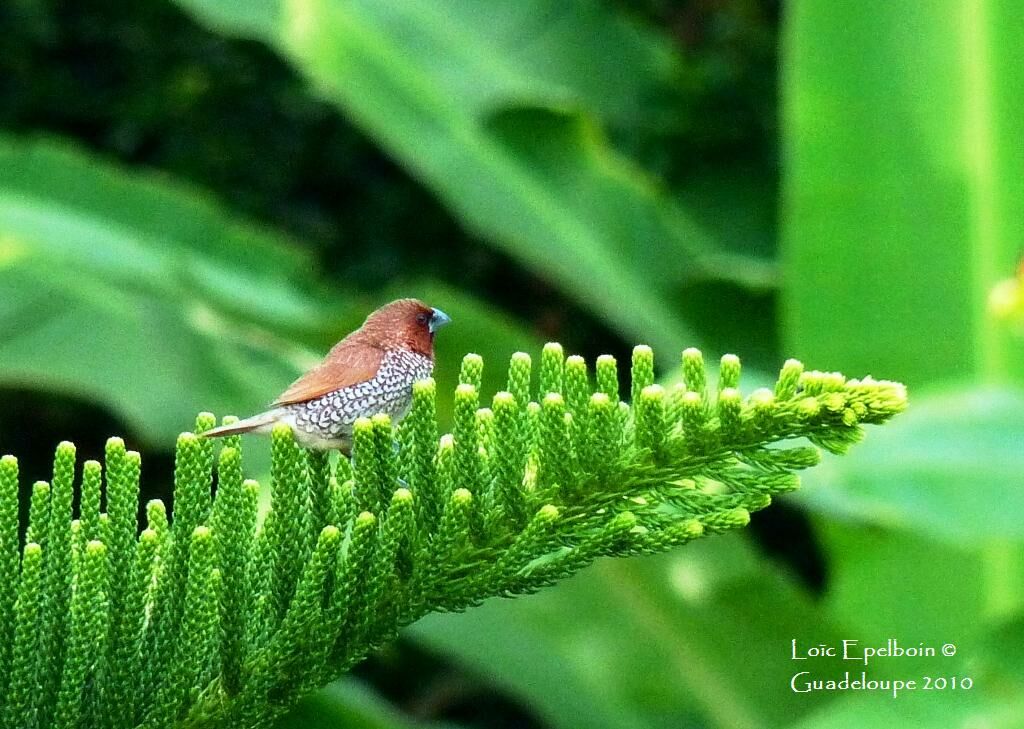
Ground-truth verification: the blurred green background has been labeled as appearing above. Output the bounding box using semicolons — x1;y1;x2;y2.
2;1;1023;727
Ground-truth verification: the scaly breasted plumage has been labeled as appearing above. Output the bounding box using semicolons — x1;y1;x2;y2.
203;299;451;451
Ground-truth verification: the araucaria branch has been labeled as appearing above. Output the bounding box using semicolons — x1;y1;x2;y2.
0;345;906;729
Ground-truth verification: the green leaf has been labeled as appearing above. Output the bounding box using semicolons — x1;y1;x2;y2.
788;689;1018;729
788;608;1022;729
976;614;1024;690
815;522;991;642
171;0;777;358
788;608;1024;729
782;1;1024;384
279;678;459;729
0;136;546;447
795;387;1024;545
409;535;842;729
0;136;345;444
781;11;1024;725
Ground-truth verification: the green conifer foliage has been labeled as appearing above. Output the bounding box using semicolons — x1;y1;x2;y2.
44;443;78;725
0;346;906;729
5;541;45;729
54;540;109;729
0;456;21;701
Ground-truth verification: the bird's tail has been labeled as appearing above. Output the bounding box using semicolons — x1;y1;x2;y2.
202;410;282;439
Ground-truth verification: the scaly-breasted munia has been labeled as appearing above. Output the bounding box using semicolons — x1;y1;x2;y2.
203;298;451;451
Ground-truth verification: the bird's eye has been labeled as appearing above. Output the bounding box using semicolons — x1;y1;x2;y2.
416;312;430;325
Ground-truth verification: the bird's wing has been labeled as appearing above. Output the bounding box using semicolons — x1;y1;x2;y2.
272;342;384;406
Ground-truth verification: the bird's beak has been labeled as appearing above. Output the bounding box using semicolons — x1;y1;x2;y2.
429;308;451;333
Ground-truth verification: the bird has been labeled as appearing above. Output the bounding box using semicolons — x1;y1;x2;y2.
203;298;451;452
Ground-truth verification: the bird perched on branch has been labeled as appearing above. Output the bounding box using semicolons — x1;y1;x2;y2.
203;298;451;451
